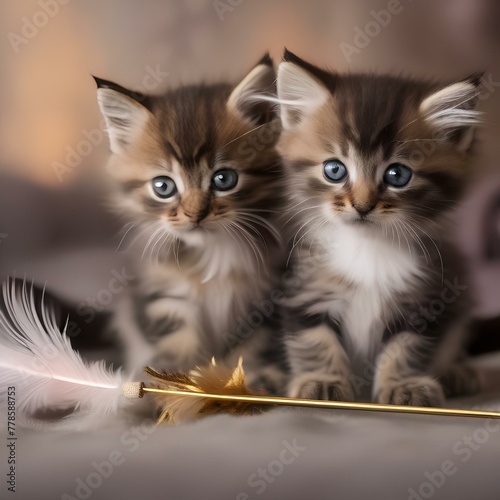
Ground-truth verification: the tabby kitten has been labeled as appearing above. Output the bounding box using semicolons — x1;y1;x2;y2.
276;50;482;406
94;55;285;388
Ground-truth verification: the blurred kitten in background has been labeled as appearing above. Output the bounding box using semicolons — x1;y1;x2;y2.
95;55;286;391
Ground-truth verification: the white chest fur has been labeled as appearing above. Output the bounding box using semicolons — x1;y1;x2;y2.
322;224;422;357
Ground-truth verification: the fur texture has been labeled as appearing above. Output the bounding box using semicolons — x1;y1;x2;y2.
276;50;482;406
95;55;286;391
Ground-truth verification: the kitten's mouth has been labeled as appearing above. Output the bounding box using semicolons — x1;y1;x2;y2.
174;222;205;233
350;216;374;225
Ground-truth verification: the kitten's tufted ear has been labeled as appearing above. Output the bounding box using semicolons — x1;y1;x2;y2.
227;53;276;125
277;49;331;130
93;76;153;154
420;73;483;152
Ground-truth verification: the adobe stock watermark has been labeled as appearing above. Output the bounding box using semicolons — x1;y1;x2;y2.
408;418;500;500
7;0;71;54
408;278;467;334
61;417;157;500
340;0;410;63
478;72;500;101
236;439;306;499
53;64;169;182
237;120;281;162
52;118;106;182
213;0;244;21
73;267;135;326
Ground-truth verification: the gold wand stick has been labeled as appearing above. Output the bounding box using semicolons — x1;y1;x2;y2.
123;382;500;420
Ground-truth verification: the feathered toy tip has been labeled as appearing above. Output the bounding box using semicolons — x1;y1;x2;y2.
143;357;262;424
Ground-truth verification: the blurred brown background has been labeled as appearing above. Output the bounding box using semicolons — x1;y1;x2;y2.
0;0;499;331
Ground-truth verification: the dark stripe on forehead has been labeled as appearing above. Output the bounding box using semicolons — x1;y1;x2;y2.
340;76;414;160
156;84;230;170
373;121;397;160
194;140;212;164
337;97;358;148
164;141;182;163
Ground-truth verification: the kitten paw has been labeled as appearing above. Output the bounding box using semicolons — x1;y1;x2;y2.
289;374;354;401
376;376;445;407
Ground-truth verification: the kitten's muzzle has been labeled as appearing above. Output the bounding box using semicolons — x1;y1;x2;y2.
352;202;376;216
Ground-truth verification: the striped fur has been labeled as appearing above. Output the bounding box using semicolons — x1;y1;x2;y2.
277;51;482;405
95;55;287;391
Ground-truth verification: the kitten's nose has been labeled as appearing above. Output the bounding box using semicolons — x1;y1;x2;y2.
353;202;376;216
181;191;210;223
183;206;209;223
184;205;210;224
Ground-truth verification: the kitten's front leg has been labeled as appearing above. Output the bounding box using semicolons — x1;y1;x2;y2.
373;332;445;407
143;296;203;372
152;323;203;372
287;324;354;401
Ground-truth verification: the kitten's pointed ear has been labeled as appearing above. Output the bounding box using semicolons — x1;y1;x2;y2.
420;73;483;152
93;76;153;154
227;54;276;125
277;50;330;130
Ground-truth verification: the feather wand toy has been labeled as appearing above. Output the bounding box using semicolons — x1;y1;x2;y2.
125;360;500;424
1;279;500;430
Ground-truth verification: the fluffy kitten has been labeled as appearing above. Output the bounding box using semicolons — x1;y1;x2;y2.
94;55;285;389
276;50;482;406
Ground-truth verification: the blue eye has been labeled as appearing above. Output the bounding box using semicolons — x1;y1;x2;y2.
323;159;347;183
211;169;238;191
383;163;412;187
152;176;177;199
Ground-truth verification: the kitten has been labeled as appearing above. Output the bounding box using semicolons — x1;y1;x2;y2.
275;50;482;406
94;55;285;390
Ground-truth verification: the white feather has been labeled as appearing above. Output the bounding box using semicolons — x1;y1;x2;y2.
0;279;125;431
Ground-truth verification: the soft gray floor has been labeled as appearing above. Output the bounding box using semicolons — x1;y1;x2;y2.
15;397;500;500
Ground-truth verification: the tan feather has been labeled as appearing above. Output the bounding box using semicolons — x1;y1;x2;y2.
144;357;263;424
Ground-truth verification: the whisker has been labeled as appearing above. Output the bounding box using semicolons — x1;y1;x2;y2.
235;213;281;244
142;225;164;261
116;223;135;252
218;122;269;155
288;214;323;266
283;205;324;227
400;219;431;264
228;220;262;272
